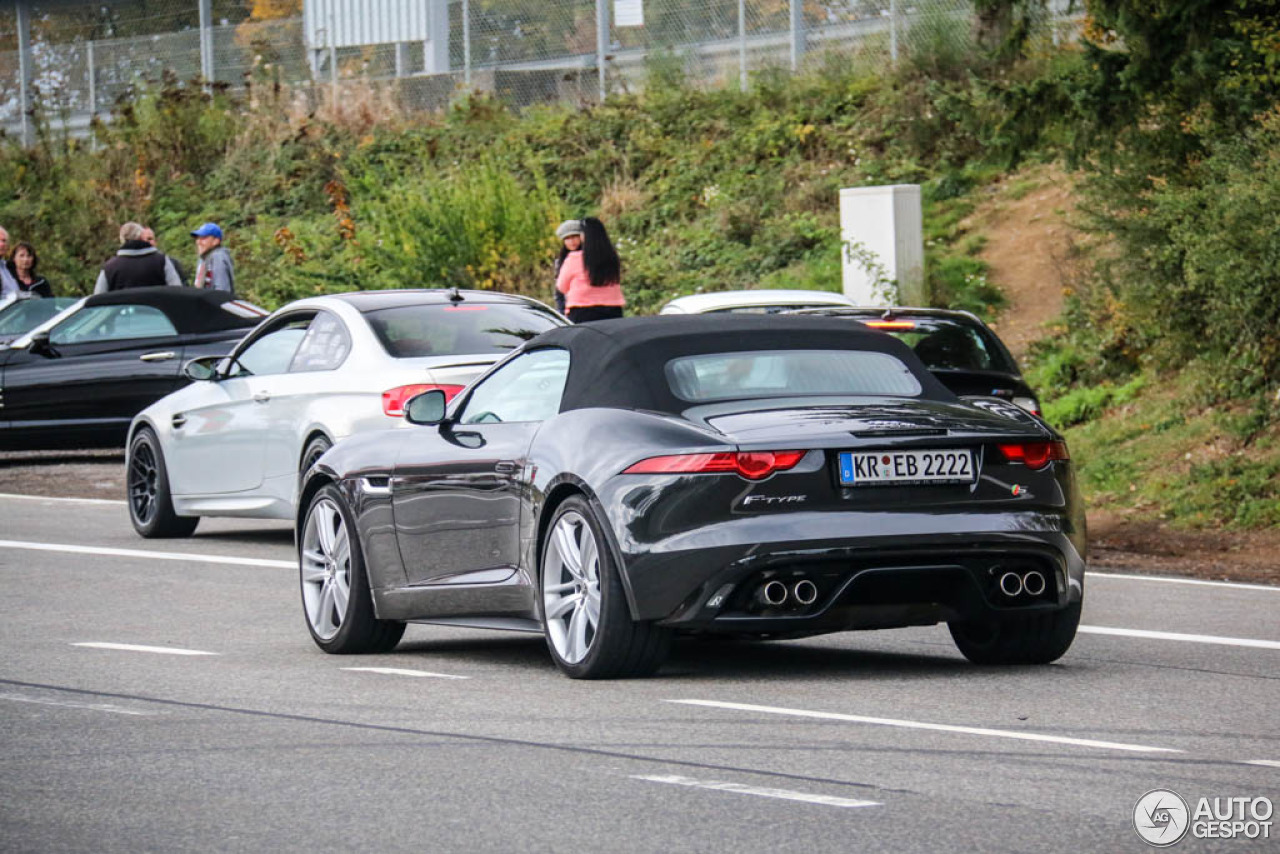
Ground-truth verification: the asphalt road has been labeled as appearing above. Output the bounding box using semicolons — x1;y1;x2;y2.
1;492;1277;853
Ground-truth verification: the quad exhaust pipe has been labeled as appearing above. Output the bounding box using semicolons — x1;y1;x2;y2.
793;579;819;606
998;569;1047;598
753;579;820;610
756;580;790;608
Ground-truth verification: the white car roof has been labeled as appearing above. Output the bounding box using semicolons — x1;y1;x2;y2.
659;289;858;314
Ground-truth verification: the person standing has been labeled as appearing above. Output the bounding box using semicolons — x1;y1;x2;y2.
191;222;235;294
551;219;582;315
555;217;624;324
94;222;184;293
0;226;22;300
8;242;53;297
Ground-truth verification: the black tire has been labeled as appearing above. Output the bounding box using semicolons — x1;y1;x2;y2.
300;435;332;480
299;484;405;654
948;600;1082;665
539;496;671;679
127;427;199;539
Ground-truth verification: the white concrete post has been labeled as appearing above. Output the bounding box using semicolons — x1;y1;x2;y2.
839;185;925;306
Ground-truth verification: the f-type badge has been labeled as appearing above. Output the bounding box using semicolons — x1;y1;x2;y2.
741;494;807;506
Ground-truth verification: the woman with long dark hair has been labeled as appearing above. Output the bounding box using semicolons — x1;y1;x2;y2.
555;216;624;323
8;242;52;298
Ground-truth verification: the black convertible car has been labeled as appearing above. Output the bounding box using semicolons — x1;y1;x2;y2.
0;288;266;450
789;306;1042;416
299;315;1085;679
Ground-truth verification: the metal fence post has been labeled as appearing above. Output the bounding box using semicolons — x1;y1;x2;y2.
199;0;213;86
463;0;472;86
737;0;747;91
789;0;804;71
87;39;96;116
596;0;609;100
16;0;32;146
329;12;338;105
890;0;899;63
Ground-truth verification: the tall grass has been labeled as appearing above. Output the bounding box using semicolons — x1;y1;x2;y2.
353;158;564;295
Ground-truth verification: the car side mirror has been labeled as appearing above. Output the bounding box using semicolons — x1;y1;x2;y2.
405;389;447;425
29;330;54;356
182;356;221;382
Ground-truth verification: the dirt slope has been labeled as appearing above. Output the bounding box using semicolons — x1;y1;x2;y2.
967;167;1279;584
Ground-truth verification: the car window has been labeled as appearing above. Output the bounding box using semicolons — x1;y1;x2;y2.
231;315;313;377
859;318;1017;374
666;349;923;402
0;298;76;334
457;349;571;424
364;302;564;358
50;304;177;345
289;311;351;373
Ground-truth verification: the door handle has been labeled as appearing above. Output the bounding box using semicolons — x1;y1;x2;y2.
172;413;187;429
494;460;517;474
140;351;177;362
253;392;271;404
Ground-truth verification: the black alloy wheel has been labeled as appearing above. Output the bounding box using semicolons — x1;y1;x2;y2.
127;428;199;539
301;435;332;478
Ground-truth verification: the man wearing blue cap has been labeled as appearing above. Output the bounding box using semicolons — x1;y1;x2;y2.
191;222;235;294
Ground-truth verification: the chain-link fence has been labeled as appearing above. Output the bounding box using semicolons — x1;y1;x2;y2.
0;1;1079;143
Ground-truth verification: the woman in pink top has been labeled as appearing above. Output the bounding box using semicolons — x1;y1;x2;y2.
555;217;625;324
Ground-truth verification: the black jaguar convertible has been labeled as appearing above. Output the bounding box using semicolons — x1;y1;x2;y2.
299;315;1086;679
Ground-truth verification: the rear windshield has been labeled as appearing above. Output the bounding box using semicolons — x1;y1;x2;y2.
365;302;563;358
665;349;923;402
860;317;1017;374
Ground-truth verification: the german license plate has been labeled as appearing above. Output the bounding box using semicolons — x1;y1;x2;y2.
838;449;975;486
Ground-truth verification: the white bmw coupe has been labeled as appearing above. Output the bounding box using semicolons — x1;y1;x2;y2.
126;289;566;537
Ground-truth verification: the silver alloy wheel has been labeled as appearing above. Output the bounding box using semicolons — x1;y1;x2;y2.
542;510;602;664
300;497;352;641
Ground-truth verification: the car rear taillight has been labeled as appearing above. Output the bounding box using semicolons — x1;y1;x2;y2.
996;440;1069;470
623;450;806;481
382;384;465;417
861;320;917;330
1012;396;1042;417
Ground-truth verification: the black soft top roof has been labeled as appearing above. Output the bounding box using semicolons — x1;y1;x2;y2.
83;288;266;334
528;315;956;413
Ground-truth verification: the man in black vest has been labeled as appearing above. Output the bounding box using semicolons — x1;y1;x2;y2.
93;221;184;293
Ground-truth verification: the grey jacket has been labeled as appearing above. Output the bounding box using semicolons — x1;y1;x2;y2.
194;245;235;294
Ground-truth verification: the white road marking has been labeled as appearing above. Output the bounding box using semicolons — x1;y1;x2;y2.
0;692;160;716
1079;626;1280;650
667;699;1181;754
341;667;469;680
633;774;880;808
73;642;218;656
0;492;126;506
1087;571;1280;593
0;539;294;569
1244;760;1280;769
